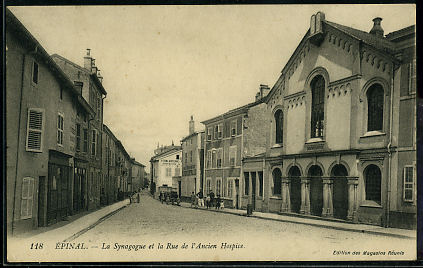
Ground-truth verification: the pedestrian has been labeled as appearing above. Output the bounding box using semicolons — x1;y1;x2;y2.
215;194;221;209
209;190;215;209
206;194;211;209
190;192;197;208
197;190;204;207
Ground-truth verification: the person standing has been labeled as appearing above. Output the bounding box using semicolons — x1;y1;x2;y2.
197;190;204;207
215;194;221;210
206;194;211;209
209;190;215;209
191;192;197;208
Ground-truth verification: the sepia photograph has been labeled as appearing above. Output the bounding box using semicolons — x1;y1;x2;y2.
4;4;417;262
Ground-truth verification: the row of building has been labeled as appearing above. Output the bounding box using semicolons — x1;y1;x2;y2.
6;9;146;235
151;12;416;229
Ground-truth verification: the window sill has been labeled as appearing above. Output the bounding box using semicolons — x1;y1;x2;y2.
361;131;386;138
360;200;382;208
272;144;283;148
306;138;325;144
270;196;282;200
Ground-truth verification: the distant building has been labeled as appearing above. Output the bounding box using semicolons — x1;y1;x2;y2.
180;116;205;201
131;159;146;192
201;85;269;209
150;144;182;198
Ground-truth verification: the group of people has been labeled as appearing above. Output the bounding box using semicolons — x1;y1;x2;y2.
191;190;224;210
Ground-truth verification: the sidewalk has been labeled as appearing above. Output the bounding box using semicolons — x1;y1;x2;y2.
11;199;130;243
180;201;416;239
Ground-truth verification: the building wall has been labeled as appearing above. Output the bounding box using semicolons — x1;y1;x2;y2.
6;29;77;233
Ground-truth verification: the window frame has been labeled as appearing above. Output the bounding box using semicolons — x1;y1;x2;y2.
274;109;284;144
310;75;325;139
26;108;45;152
76;123;81;152
57;113;64;146
403;165;415;202
366;84;384;132
83;128;88;153
91;129;97;156
364;164;382;204
207;127;212;141
212;149;217;168
217;123;223;139
216;148;223;168
229;145;237;167
272;168;282;196
216;177;222;196
231;120;237;137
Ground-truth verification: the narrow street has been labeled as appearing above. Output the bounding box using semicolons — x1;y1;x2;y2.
70;191;415;261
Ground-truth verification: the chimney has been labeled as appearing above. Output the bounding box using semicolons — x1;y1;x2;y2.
84;49;92;70
189;115;195;135
91;58;98;74
259;84;270;99
97;70;103;83
74;81;83;94
369;17;384;38
255;92;261;101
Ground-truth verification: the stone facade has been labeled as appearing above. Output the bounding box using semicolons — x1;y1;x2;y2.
255;12;416;229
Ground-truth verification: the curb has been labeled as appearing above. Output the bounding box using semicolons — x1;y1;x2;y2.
63;203;130;242
179;202;415;240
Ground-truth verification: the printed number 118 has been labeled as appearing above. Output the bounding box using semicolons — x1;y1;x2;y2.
30;243;43;249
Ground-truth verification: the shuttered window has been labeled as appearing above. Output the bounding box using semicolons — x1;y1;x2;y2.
26;108;44;152
21;177;35;219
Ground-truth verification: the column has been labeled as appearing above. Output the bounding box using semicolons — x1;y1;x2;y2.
347;178;359;222
322;179;333;217
281;178;291;212
300;178;310;214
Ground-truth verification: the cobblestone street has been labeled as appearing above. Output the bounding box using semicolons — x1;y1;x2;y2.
71;191;416;261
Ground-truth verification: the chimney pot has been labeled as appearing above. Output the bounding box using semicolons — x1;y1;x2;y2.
369;17;384;38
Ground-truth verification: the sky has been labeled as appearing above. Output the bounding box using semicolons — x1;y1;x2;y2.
8;4;415;171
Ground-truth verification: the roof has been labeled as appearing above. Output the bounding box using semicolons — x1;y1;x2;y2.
150;146;182;161
103;124;119;142
51;53;107;96
325;20;396;55
6;8;91;115
131;159;145;167
385;25;415;41
181;131;204;142
201;98;264;125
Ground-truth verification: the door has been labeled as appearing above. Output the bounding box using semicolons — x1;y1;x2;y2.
308;165;323;217
47;163;70;225
332;165;349;220
178;181;182;198
251;172;256;210
235;179;239;209
289;166;302;214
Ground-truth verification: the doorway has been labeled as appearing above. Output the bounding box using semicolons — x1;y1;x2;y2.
47;163;70;225
289;166;302;214
235;179;239;209
332;164;349;220
308;165;323;217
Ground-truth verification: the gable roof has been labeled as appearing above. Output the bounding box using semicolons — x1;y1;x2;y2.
325;20;396;55
6;8;91;115
51;53;107;96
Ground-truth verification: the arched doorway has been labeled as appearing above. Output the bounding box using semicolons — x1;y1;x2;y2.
308;165;323;216
331;164;349;220
288;166;301;213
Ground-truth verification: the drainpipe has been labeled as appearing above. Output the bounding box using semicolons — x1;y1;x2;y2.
386;63;395;227
12;52;27;235
87;115;94;210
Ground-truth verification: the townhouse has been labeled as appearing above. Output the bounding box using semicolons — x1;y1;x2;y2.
6;9;93;233
131;159;146;193
180;116;205;201
201;85;269;209
253;12;416;229
52;51;107;210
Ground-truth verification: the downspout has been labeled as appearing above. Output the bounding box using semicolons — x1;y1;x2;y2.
12;52;27;235
87;115;94;210
386;63;395;227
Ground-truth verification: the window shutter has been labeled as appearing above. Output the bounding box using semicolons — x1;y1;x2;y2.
21;177;34;219
26;108;44;152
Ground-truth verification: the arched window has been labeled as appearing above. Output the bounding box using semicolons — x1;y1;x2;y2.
274;110;283;144
272;168;282;196
311;75;325;138
365;165;381;204
367;84;384;131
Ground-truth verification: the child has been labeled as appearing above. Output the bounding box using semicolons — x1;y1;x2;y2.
220;200;225;209
215;194;221;210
